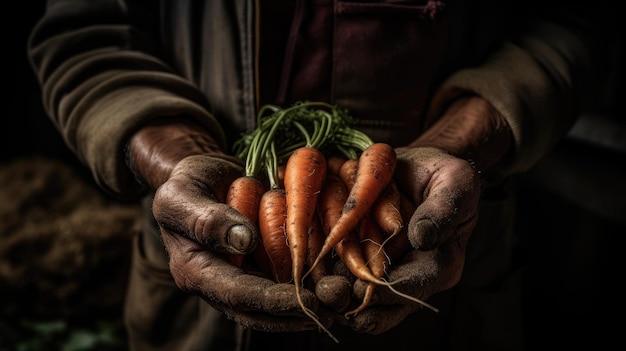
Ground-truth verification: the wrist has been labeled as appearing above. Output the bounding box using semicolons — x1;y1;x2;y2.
410;96;513;177
127;119;235;190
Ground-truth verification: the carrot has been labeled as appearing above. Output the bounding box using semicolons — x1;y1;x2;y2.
333;230;386;288
326;155;348;177
225;175;266;267
307;143;397;275
257;188;292;283
315;174;349;240
335;151;401;242
372;180;403;237
383;193;415;265
306;215;328;286
276;164;286;188
283;146;336;342
312;174;384;317
344;212;387;318
335;225;439;314
308;173;351;286
337;158;358;189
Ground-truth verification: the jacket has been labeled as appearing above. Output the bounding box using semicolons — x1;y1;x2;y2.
28;0;603;199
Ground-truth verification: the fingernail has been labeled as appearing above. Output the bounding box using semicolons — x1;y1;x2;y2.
227;224;252;252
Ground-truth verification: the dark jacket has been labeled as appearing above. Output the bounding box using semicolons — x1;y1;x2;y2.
28;0;603;198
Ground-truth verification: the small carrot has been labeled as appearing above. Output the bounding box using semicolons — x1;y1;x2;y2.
326;155;348;177
314;174;349;238
335;226;439;314
308;143;396;275
344;212;387;318
283;146;336;342
383;193;415;265
372;180;403;237
334;230;385;288
306;215;329;286
276;164;286;189
306;174;350;285
335;158;392;274
337;158;358;189
225;175;266;267
257;188;292;283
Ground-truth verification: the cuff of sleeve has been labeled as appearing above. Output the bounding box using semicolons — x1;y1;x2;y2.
75;73;227;199
434;41;576;176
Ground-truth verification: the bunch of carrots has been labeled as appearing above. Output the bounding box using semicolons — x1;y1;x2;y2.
226;102;437;341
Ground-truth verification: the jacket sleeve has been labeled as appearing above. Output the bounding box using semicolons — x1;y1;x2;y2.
27;0;227;199
430;4;609;176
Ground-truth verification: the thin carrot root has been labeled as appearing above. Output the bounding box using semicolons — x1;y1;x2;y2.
295;285;339;343
344;283;376;319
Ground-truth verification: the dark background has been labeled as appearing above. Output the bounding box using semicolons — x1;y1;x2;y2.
3;2;625;350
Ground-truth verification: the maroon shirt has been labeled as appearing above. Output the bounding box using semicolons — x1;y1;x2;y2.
260;0;448;145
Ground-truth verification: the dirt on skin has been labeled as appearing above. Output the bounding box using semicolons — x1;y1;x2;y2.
0;155;141;322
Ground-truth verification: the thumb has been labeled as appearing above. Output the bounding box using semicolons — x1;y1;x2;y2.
153;156;258;255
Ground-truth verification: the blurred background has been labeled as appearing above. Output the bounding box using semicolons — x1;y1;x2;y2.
2;2;624;350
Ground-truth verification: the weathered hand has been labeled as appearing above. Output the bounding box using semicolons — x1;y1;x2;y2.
153;155;333;332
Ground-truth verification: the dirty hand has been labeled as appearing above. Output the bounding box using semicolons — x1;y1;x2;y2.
336;95;511;334
128;120;332;332
337;147;481;334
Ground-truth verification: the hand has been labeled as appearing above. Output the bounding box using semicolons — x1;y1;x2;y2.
334;95;512;334
154;155;333;331
337;147;480;334
128;120;333;332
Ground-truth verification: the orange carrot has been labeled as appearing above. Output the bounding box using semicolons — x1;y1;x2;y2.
344;212;388;318
306;215;329;286
316;174;350;235
312;173;387;317
308;143;396;275
326;155;348;177
308;174;351;285
225;175;266;267
337;158;358;189
314;173;383;316
283;146;336;342
322;162;390;316
335;222;439;314
276;164;286;189
383;193;415;265
334;230;385;287
284;146;327;284
257;188;292;283
372;180;403;237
